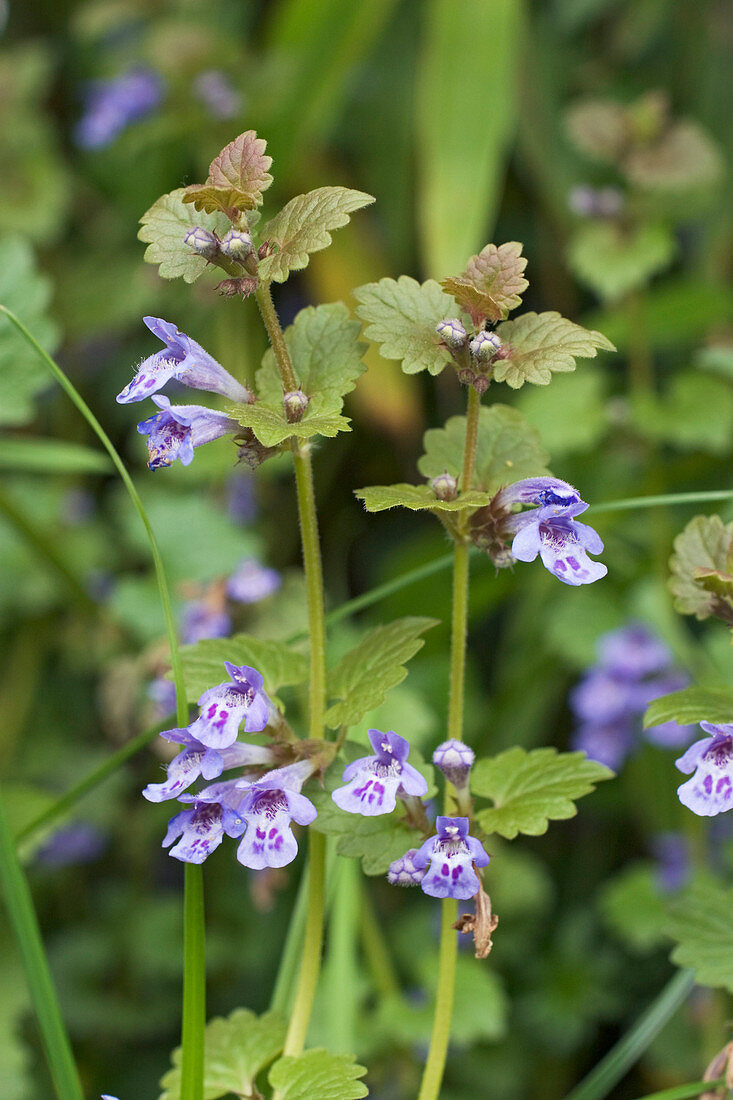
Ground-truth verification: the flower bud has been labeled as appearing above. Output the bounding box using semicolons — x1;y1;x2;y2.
220;228;254;263
433;739;475;789
469;331;501;361
184;226;220;260
436;318;468;350
431;472;458;502
236;429;279;469
283;390;310;424
387;849;426;887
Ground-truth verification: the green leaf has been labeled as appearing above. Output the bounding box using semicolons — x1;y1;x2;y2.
325;617;438;729
268;1049;368;1100
644;686;733;729
493;311;615;389
668;515;733;621
256;303;366;406
0;437;111;474
599;863;669;953
159;1007;286;1100
417;404;550;491
625;121;723;192
515;366;608;456
258;187;375;283
178;634;308;703
415;0;524;276
0;236;59;426
355;483;493;514
567;223;676;301
138;189;231;283
631;372;733;454
666;879;733;991
183;130;273;215
441;241;528;324
353;276;456;375
472;747;613;839
233;392;351;448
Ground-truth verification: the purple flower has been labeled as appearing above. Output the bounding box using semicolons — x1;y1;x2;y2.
181;599;231;645
36;823;107;867
411;817;490;901
235;761;317;869
147;676;177;720
508;505;607;586
142;728;274;803
570;670;641;725
432;739;474;789
387;849;426;887
227;472;258;524
496;476;584;512
163;780;246;863
193;70;242;119
117;317;252;404
75;69;163;149
227;558;281;604
136;395;239;469
571;720;634;771
189;663;271;749
676;721;733;817
597;624;671;679
331;730;428;816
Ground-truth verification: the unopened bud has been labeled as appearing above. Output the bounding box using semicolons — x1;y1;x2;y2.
236;429;279;469
184;226;220;260
433;739;475;789
220;228;254;263
469;331;501;361
283;390;309;423
387;849;425;887
436;318;468;349
431;472;458;502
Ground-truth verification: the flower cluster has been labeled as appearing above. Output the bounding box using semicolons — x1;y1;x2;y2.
144;663;317;868
676;721;733;818
569;622;693;770
75;69;164;149
117;317;253;470
492;476;607;586
567;184;624;219
435;318;504;395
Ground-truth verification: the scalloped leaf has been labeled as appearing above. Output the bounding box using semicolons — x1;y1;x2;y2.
355;484;493;514
417;404;550;492
669;515;733;621
644;686;733;729
138;189;231;283
0;236;59;426
441;241;528;324
258;187;375;283
232;392;351;448
159;1008;286;1100
567;222;676;302
325;617;438;729
177;634;308;703
183;130;273;214
256;303;366;405
268;1049;368;1100
493;311;615;389
472;747;613;840
666;879;733;992
353;276;457;375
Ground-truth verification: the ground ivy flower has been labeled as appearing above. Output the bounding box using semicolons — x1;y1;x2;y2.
411;817;490;901
432;739;475;789
227;558;281;604
436;318;467;349
136;395;240;469
496;475;584;512
676;721;733;817
597;624;672;679
387;849;426;887
189;663;271;749
163;781;246;863
235;761;317;869
117;317;253;404
75;69;163;149
143;729;274;803
469;331;501;360
331;730;428;816
506;503;607;586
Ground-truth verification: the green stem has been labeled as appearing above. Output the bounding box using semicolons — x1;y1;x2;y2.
254;284;298;391
418;386;480;1100
631;1080;727;1100
281;830;327;1059
592;490;733;514
292;443;328;742
563;969;696;1100
0;787;83;1100
360;887;400;999
321;858;360;1054
0;307;204;1100
270;859;311;1017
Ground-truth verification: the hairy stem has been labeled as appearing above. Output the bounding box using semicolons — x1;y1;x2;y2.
254;284;298;391
281;830;327;1059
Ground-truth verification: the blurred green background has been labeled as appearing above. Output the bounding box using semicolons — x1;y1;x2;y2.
1;0;732;1097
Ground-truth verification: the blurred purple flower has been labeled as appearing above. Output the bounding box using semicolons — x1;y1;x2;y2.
227;472;258;524
227;558;281;604
193;70;242;119
571;720;635;772
147;676;177;720
652;832;690;893
180;599;231;645
331;730;428;817
411;816;489;901
597;624;671;679
75;69;163;149
36;823;107;867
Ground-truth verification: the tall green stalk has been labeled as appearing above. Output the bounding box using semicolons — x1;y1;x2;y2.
252;285;328;1070
418;384;481;1100
0;307;204;1100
